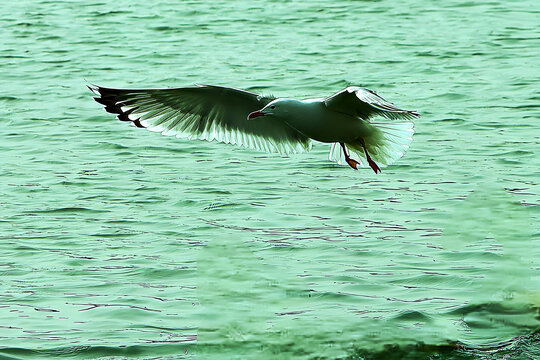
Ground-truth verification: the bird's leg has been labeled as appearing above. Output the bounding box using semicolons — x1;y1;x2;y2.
340;142;359;170
358;138;381;174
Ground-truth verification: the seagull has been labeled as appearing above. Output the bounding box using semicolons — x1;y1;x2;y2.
88;84;419;173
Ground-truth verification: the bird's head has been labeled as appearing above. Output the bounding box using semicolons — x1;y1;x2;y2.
247;99;290;120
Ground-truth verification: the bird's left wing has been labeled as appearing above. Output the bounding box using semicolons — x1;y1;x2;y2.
89;84;311;154
324;86;420;121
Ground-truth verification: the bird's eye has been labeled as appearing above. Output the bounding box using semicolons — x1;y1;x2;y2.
270;105;275;109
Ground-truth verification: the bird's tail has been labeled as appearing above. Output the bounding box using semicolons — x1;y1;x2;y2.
328;122;414;169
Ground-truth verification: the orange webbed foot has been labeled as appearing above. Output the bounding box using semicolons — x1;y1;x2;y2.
367;158;381;174
346;157;359;170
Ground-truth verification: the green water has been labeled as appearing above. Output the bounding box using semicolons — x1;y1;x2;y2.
1;1;539;359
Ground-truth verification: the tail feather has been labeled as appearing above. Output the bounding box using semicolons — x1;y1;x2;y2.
328;122;414;169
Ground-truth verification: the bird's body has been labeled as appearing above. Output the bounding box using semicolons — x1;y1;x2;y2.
89;84;419;173
272;98;376;143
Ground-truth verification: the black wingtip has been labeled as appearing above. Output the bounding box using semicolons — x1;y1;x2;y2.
87;84;99;95
132;119;145;128
89;85;147;129
116;107;135;122
86;80;104;94
93;96;108;106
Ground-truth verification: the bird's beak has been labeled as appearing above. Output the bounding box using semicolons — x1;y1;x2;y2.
247;110;265;120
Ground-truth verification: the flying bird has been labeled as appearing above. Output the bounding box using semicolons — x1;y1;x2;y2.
88;84;419;173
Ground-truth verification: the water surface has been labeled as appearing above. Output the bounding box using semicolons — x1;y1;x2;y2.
1;0;539;359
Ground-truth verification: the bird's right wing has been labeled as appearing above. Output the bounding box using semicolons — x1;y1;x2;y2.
324;86;420;121
89;84;312;154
